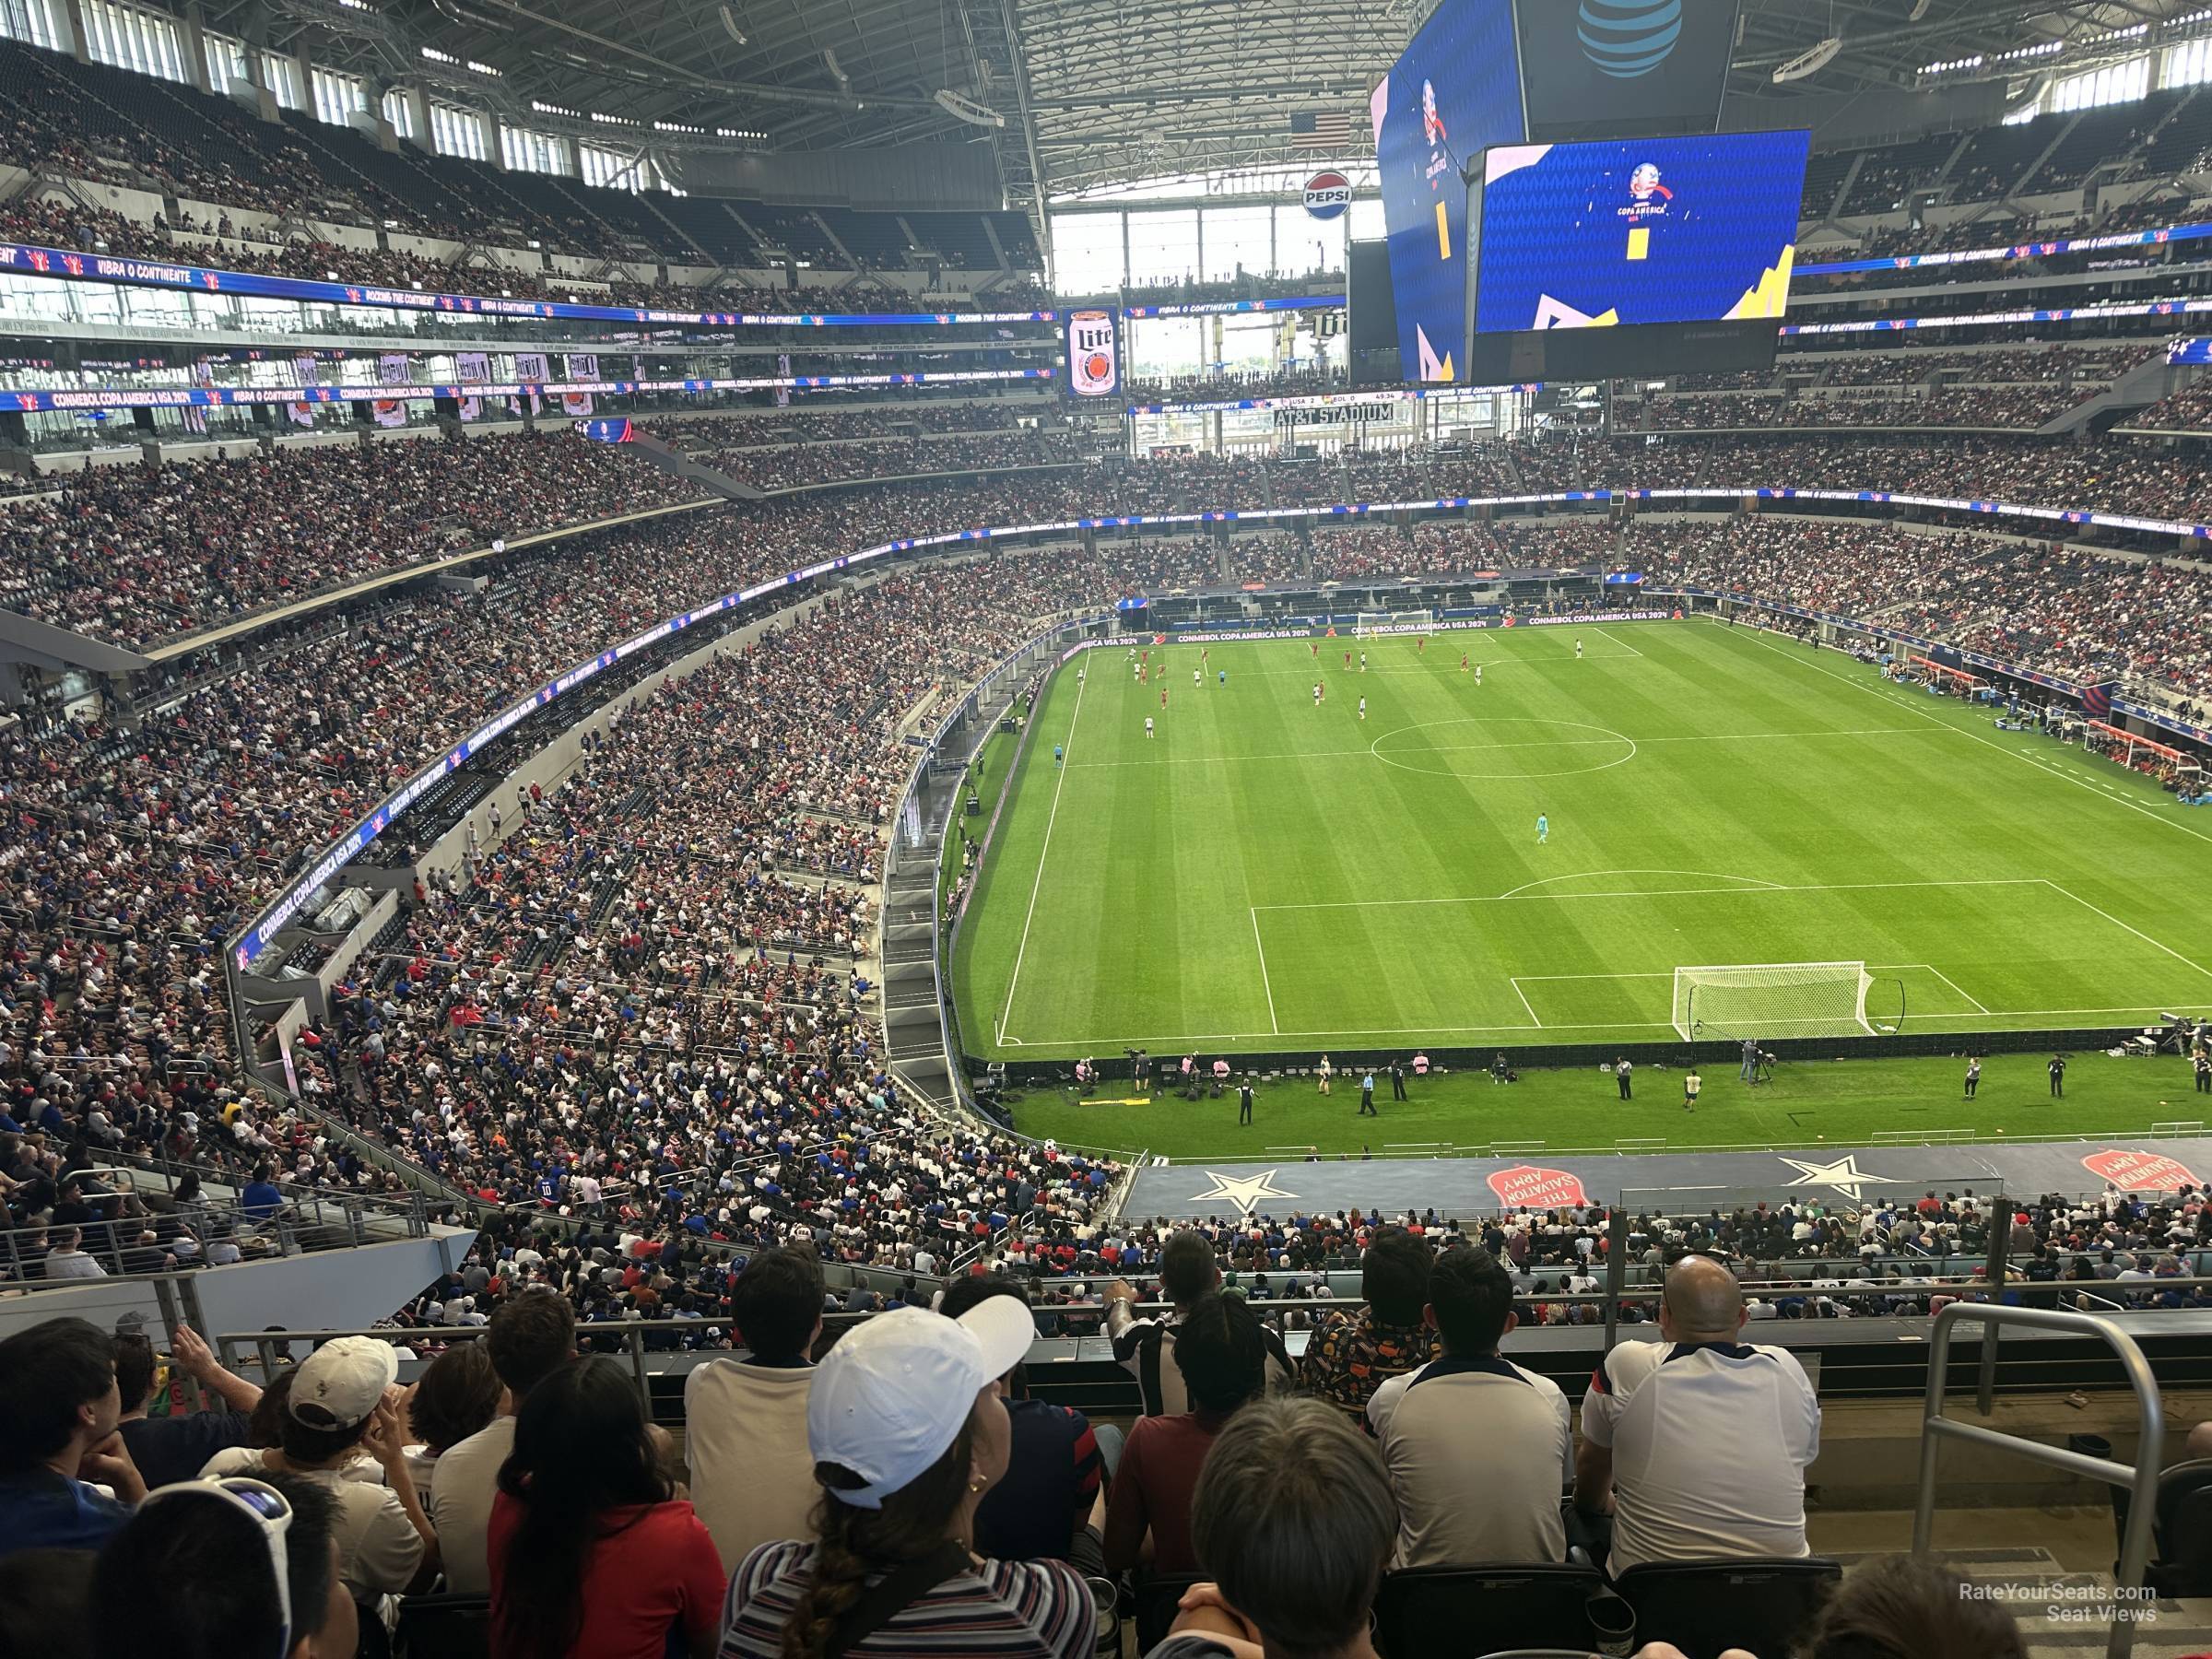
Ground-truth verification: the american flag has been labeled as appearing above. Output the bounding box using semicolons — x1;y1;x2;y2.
1288;109;1354;150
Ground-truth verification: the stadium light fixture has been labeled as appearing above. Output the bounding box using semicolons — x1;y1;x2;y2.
935;88;1006;128
1773;35;1842;82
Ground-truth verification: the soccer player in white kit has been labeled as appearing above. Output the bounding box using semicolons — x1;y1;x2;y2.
1359;696;1367;722
1145;716;1155;738
1194;668;1200;688
1575;638;1583;659
1312;681;1322;706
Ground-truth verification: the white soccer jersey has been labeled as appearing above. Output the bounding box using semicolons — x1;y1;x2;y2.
1580;1337;1820;1575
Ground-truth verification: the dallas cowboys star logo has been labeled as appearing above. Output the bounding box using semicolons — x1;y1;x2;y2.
1186;1168;1298;1213
1776;1153;1886;1201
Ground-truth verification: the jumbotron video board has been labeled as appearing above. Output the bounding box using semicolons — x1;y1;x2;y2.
1368;0;1526;383
1464;129;1811;381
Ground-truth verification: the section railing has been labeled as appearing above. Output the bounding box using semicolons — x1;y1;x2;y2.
1912;1302;2163;1659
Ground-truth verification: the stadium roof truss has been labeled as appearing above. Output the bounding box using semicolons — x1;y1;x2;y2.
223;0;2212;225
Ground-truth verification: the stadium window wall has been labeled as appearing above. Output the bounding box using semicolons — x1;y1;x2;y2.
431;102;490;162
1127;209;1201;288
263;53;303;112
312;68;368;128
1202;206;1274;284
0;0;61;52
580;143;673;191
80;0;183;82
1049;212;1126;293
2051;53;2149;112
2164;35;2212;89
501;124;573;178
382;90;418;141
203;31;249;96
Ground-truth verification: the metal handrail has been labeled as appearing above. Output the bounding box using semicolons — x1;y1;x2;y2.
1912;1302;2163;1659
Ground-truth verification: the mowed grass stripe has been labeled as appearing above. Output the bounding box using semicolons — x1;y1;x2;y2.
953;623;2212;1056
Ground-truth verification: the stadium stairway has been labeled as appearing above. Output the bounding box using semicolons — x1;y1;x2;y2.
2050;353;2194;435
615;429;767;502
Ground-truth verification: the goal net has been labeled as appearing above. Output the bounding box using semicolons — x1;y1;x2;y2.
1354;609;1432;636
1672;961;1877;1042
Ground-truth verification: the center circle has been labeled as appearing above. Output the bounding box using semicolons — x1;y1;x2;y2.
1369;716;1639;780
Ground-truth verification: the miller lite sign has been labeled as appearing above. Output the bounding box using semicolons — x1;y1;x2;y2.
1066;308;1119;397
1302;171;1353;219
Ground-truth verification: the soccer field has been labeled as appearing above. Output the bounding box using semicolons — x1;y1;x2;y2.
950;618;2212;1061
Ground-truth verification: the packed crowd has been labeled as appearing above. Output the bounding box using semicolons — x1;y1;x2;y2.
0;189;1041;326
1127;365;1347;403
696;429;1085;491
2128;380;2212;430
647;403;1053;451
1636;515;2212;701
0;432;709;646
11;425;2212;657
3;1201;2179;1659
1622;384;2089;431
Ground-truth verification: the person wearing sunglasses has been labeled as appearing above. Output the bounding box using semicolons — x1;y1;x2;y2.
89;1472;359;1659
199;1336;434;1602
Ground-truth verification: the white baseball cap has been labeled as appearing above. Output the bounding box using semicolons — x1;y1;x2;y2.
289;1337;399;1431
807;1301;1032;1511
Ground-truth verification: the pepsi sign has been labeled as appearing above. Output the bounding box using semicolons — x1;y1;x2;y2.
1302;171;1353;219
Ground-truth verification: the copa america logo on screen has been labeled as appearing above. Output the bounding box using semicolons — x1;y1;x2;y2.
1302;171;1352;219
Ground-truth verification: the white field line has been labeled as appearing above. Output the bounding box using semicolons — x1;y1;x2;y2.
1720;618;2212;853
1250;908;1280;1035
995;668;1087;1042
1015;1002;2212;1048
1253;877;2046;913
1922;965;1993;1017
1064;727;1934;769
1508;978;1546;1026
2040;879;2212;985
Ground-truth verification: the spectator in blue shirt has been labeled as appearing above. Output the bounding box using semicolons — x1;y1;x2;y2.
240;1167;284;1222
0;1316;147;1557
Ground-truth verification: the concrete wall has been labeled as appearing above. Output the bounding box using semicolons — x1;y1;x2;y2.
0;1227;477;1352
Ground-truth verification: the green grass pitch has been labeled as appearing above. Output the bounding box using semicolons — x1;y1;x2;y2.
949;617;2212;1147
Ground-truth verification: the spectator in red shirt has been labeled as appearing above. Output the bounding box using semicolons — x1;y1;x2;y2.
488;1357;724;1659
1104;1291;1268;1576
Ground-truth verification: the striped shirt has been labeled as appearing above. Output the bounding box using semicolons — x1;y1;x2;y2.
718;1539;1094;1659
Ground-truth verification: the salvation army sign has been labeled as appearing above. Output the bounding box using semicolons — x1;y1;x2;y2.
1487;1163;1590;1209
2082;1147;2203;1193
1303;171;1353;219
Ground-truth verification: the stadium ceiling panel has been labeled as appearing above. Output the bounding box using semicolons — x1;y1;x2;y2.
232;0;2212;207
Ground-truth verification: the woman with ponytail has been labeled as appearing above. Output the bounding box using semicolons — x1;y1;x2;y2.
719;1301;1096;1659
488;1356;725;1659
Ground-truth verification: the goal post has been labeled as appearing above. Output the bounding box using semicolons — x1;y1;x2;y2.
1354;609;1433;636
1672;961;1879;1042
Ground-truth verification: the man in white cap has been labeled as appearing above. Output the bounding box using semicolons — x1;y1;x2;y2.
200;1336;434;1602
718;1303;1096;1659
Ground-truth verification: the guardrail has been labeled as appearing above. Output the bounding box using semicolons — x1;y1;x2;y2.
1913;1303;2162;1659
1;1187;431;1287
